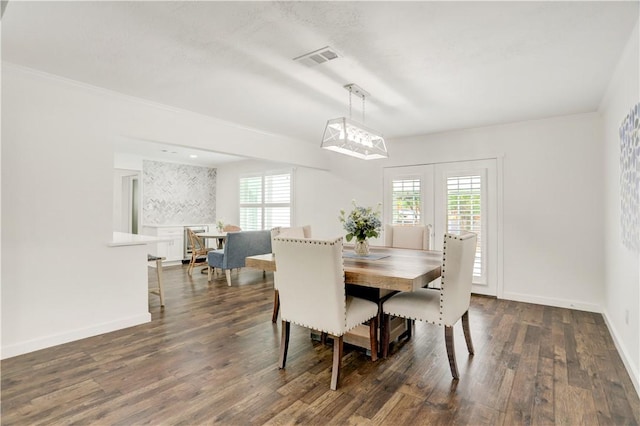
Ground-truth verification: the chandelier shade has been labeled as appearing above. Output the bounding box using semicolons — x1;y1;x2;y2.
320;83;388;160
321;117;388;160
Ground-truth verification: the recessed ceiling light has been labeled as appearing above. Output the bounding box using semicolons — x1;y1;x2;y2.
189;154;198;158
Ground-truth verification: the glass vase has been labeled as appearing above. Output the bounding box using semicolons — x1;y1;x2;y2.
354;239;370;256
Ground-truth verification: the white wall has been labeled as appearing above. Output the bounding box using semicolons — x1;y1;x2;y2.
1;67;151;358
1;64;327;358
599;19;639;394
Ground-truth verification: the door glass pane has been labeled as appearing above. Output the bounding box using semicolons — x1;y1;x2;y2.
391;178;421;224
447;175;482;278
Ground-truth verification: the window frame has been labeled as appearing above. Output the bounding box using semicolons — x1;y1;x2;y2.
239;169;294;231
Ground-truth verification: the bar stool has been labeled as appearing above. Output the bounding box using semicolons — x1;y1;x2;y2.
147;254;166;307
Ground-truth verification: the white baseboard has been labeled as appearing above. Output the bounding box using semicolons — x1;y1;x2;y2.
602;308;640;398
1;313;151;360
502;291;601;313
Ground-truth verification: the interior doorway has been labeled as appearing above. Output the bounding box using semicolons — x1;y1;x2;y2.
114;169;142;234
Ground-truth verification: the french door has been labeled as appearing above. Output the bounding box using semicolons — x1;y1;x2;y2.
383;159;499;296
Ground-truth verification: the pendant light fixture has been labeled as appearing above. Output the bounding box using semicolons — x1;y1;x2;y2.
321;84;388;160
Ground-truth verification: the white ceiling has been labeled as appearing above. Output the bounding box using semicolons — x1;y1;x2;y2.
3;1;638;159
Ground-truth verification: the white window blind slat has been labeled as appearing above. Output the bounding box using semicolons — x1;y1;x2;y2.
391;178;421;225
239;176;263;204
446;175;483;278
239;207;262;231
265;173;291;203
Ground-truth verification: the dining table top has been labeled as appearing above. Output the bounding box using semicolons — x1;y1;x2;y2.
196;231;228;239
245;246;442;292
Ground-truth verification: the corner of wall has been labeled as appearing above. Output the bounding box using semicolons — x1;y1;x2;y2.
602;307;640;398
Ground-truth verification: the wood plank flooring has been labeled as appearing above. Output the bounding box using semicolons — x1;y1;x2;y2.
2;264;639;425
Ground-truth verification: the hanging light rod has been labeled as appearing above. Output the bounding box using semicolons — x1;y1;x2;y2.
320;84;388;160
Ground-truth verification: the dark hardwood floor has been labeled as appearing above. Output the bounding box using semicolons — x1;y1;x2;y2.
2;264;639;425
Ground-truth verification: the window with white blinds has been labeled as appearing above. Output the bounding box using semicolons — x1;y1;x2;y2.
239;171;292;231
446;175;483;279
391;178;421;224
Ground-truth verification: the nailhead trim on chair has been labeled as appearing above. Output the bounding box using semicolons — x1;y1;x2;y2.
440;233;476;325
439;234;449;323
275;236;350;334
274;236;341;246
286;320;357;337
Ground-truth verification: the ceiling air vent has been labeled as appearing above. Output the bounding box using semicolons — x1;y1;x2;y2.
293;46;340;67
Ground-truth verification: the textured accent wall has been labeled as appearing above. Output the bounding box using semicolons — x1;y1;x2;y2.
620;102;640;252
143;160;216;225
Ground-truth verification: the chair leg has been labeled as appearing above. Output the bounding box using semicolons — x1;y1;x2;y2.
225;269;232;286
155;258;165;307
187;254;196;276
207;266;212;281
382;313;391;358
369;316;378;362
278;320;290;369
406;319;414;340
445;325;459;379
330;335;344;391
462;310;474;355
271;290;280;323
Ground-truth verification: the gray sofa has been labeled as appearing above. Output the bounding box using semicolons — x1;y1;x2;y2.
207;230;272;286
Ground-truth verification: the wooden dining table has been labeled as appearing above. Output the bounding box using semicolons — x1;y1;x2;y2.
246;246;443;353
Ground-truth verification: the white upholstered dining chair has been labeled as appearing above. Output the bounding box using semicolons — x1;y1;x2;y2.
269;226;312;322
272;236;379;391
384;224;431;250
382;232;477;379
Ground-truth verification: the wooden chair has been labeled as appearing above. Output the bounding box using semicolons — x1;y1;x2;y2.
186;229;212;276
273;236;379;390
270;225;312;322
382;232;477;379
384;224;431;250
